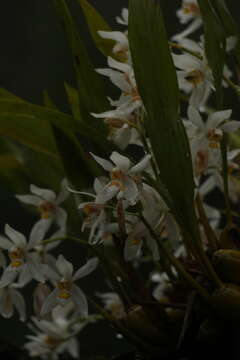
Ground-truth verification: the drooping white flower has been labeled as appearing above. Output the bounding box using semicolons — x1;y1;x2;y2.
16;179;69;233
0;221;49;288
41;255;98;317
103;114;140;150
172;39;213;108
92;57;142;119
0;286;26;321
123;184;169;262
97;292;125;319
172;39;232;109
186;106;240;176
77;178;109;243
188;106;239;149
151;272;172;301
25;304;83;359
90;151;151;205
204;149;240;203
172;0;202;41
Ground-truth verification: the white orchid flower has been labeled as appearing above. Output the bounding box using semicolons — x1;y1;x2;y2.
0;221;49;288
124;184;168;262
77;178;108;243
188;106;239;149
186;106;240;176
25;304;83;359
97;292;125;319
172;40;213;109
0;286;26;321
172;0;202;41
204;149;240;203
41;255;98;317
92;57;142;119
172;39;232;109
151;272;171;301
90;151;151;205
16;179;69;233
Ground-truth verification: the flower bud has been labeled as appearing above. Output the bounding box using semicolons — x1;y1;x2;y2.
33;283;51;320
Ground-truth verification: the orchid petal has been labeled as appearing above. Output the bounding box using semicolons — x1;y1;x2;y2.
73;257;98;281
71;285;88;317
90;153;113;171
56;255;73;278
30;185;56;202
4;224;26;247
110;151;131;171
129;154;151;174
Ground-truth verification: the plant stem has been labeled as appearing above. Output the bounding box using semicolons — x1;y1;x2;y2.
195;192;219;252
220;134;232;225
140;215;209;301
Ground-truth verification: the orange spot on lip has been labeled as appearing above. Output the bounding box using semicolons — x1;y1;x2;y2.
185;69;204;87
183;3;200;15
57;280;72;299
207;129;223;148
131;238;141;246
44;336;63;348
38;201;56;219
58;291;71;300
10;260;23;268
83;203;103;215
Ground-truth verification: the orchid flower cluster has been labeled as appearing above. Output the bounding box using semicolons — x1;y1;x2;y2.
1;0;240;359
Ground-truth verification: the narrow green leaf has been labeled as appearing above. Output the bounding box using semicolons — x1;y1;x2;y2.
53;0;108;134
64;82;81;120
129;0;196;234
78;0;115;58
0;113;58;158
0;154;21;170
210;0;240;68
43;90;57;109
0;88;24;101
197;0;226;108
0;98;113;155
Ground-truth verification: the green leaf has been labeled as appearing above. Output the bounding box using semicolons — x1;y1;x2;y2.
0;112;58;158
128;0;196;234
209;0;240;68
197;0;226;108
43;90;57;109
64;82;81;120
0;98;113;156
53;0;108;134
0;88;24;101
78;0;115;58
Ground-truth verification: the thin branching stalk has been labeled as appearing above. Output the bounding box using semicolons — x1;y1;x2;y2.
221;135;233;225
196;193;219;252
140;215;210;301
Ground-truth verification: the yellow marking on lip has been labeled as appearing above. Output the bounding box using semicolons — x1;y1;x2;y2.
10;260;23;268
185;69;204;87
58;290;71;300
38;201;56;219
131;238;141;246
183;3;200;15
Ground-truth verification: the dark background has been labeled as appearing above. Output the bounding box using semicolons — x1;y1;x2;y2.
0;0;239;358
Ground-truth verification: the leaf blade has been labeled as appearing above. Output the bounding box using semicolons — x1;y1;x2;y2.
129;0;196;232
